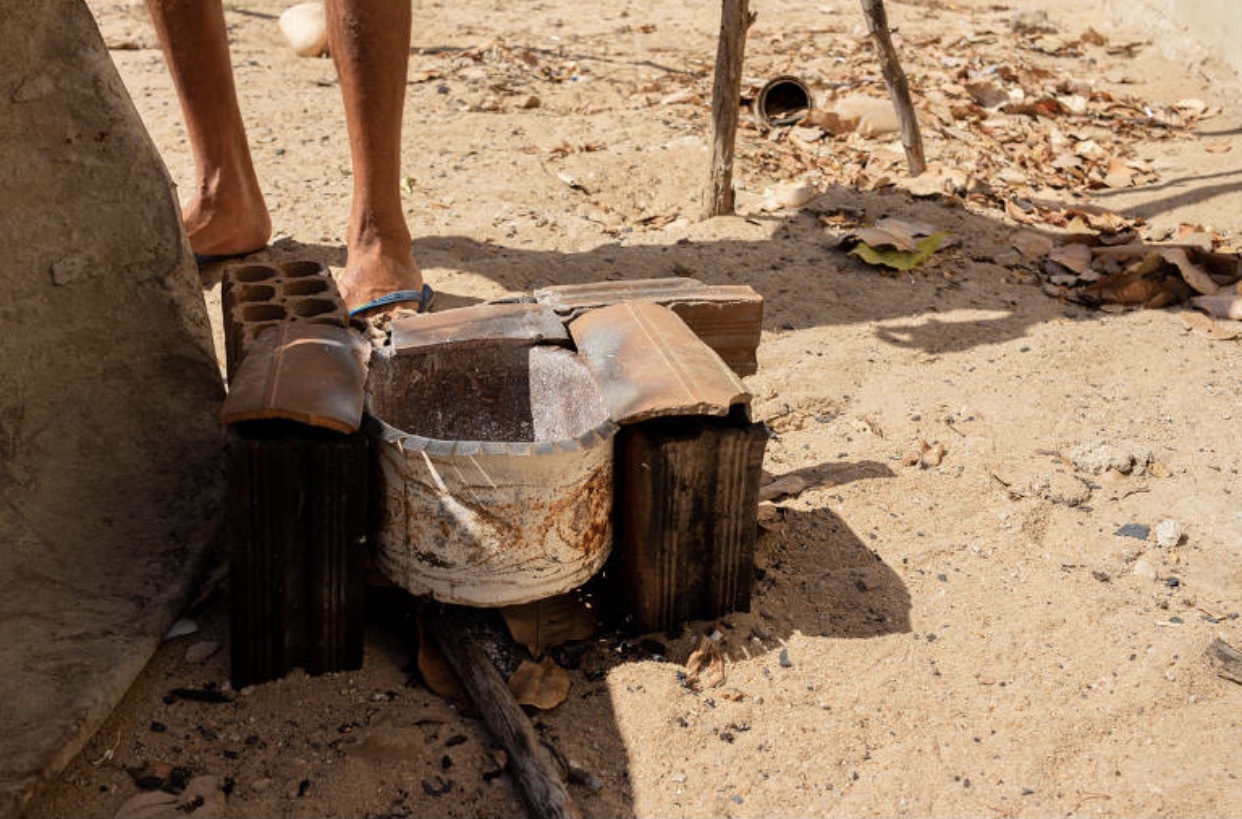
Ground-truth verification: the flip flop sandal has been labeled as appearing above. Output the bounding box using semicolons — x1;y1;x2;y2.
348;283;436;317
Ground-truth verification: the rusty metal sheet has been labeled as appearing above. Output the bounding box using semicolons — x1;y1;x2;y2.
569;301;751;424
221;323;371;434
390;301;569;354
533;277;706;315
534;278;764;376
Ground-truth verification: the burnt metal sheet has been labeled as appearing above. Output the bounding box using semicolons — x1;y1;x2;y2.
569;301;751;424
390;301;569;354
534;278;764;376
221;323;371;434
533;277;707;316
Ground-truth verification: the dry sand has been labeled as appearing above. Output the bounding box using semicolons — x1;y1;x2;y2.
25;0;1242;816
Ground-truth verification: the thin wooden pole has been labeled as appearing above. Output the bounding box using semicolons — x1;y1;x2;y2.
702;0;753;218
427;612;581;819
859;0;926;176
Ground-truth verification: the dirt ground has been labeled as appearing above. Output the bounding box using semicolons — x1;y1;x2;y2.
24;0;1242;816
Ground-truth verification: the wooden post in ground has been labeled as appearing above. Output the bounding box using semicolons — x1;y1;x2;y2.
703;0;753;218
860;0;926;176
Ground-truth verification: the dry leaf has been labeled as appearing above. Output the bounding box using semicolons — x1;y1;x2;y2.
965;80;1009;109
1080;266;1169;306
825;95;899;136
1180;311;1242;340
500;595;596;658
1190;294;1242;320
874;216;941;238
1080;27;1107;46
1159;247;1220;295
850;232;950;271
1010;230;1055;259
802;108;861;135
417;620;468;704
760;183;818;212
851;227;917;252
1102;157;1134;188
903;439;946;468
1048;242;1094;274
508;657;571;709
684;635;726;690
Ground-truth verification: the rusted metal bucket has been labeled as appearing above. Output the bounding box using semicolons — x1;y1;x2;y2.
365;343;616;606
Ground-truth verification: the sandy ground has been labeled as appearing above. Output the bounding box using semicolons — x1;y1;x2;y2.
24;0;1242;816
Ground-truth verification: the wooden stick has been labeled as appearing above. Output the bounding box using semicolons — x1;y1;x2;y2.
427;612;582;819
1208;637;1242;685
702;0;753;218
859;0;926;176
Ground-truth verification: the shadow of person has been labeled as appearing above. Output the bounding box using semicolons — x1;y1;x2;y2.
244;181;1074;362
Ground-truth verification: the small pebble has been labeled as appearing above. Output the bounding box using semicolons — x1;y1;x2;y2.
1115;523;1150;541
163;618;197;640
1154;519;1184;548
778;648;792;668
1132;559;1158;581
184;640;221;664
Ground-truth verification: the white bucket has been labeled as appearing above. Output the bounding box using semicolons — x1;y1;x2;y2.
365;343;615;606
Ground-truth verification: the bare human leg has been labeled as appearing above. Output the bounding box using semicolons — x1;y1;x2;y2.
326;0;425;312
145;0;271;258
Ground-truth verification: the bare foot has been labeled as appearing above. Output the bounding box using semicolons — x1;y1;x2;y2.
181;184;272;258
336;234;424;313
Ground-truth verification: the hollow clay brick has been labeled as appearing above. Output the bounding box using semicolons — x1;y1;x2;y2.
221;260;349;379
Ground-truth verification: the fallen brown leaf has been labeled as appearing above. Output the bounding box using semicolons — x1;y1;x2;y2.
1159;247;1220;295
417;619;469;706
1010;230;1055;259
1180;311;1242;340
684;635;726;690
1048;242;1094;274
500;594;596;658
1190;294;1242;320
902;439;947;468
508;657;571;709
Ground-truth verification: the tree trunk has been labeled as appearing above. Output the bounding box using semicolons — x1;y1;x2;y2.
702;0;752;217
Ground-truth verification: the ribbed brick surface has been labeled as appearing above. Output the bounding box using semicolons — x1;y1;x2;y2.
227;426;368;688
221;260;349;378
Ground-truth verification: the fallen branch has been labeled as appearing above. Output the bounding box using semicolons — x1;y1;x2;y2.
1208;637;1242;685
426;610;581;819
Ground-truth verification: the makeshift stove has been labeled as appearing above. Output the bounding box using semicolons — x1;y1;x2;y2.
219;262;765;687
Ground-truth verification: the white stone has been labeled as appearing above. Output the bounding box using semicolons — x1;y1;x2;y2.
1132;558;1158;580
1154;519;1184;548
279;2;328;58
